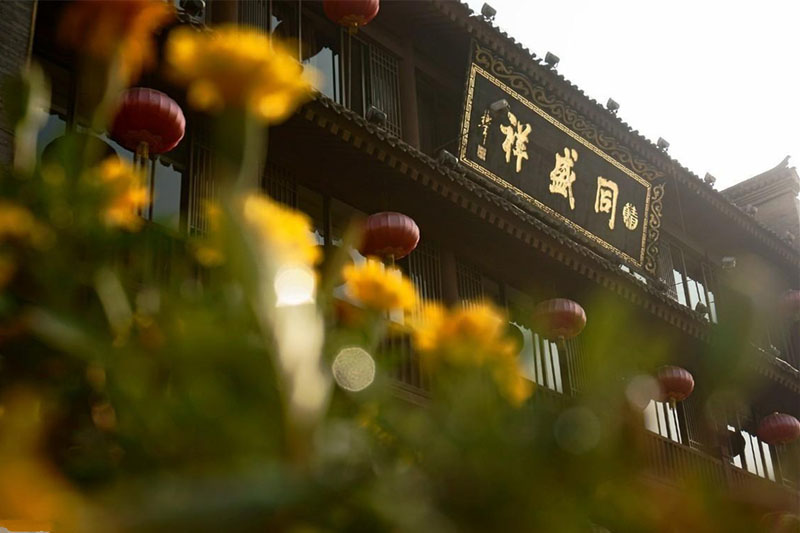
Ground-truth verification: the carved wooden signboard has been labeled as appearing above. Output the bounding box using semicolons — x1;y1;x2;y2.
459;44;664;273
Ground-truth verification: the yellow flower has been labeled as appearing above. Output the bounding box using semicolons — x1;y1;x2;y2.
342;258;418;312
0;203;52;249
411;302;533;406
0;389;85;529
58;0;174;84
242;193;321;266
0;254;15;288
92;157;150;231
165;25;316;123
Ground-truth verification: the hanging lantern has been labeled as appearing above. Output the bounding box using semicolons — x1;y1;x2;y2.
110;87;185;159
656;365;694;403
757;412;800;445
359;211;419;261
760;513;800;533
783;289;800;321
531;298;586;340
323;0;379;32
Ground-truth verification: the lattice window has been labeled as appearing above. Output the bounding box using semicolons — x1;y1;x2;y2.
656;239;679;301
456;260;483;306
644;400;683;443
728;410;778;482
187;128;215;235
407;241;442;312
238;0;272;34
564;337;586;396
516;326;563;394
263;160;297;207
681;394;705;450
367;43;402;137
394;241;442;393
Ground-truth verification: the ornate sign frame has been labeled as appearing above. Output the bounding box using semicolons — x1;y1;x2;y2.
459;43;665;275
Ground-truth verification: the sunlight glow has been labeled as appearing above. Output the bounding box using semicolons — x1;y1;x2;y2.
274;265;316;306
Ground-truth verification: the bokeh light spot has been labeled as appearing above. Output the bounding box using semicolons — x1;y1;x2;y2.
274;265;316;306
625;374;661;410
332;347;376;392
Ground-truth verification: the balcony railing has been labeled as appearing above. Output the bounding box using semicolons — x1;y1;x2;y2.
643;431;726;488
642;431;799;511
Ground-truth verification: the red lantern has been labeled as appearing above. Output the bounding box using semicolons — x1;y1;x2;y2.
110;87;185;158
783;289;800;321
323;0;379;32
757;412;800;445
359;212;419;261
656;365;694;403
532;298;586;340
761;513;800;533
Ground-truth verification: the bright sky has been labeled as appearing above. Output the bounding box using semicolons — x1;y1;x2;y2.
464;0;800;189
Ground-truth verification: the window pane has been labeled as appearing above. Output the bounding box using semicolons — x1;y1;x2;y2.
742;431;757;475
728;425;743;468
762;442;775;481
306;46;340;101
643;400;659;434
551;341;563;393
533;333;544;385
37;113;67;159
666;402;681;442
708;290;718;323
151;159;183;230
673;269;687;306
301;11;342;103
297;185;325;246
513;322;536;381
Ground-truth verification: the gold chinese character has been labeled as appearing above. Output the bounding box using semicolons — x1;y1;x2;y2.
499;112;531;173
477;145;487;160
549;147;578;210
594;176;619;230
622;202;639;230
479;110;492;145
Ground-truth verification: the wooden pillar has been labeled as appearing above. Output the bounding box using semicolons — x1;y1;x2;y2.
398;41;420;149
210;0;238;25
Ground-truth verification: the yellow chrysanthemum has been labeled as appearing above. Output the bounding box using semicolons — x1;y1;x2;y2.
342;258;418;312
242;193;321;266
59;0;174;83
165;25;315;123
91;157;150;231
0;203;52;249
0;254;15;288
411;301;533;406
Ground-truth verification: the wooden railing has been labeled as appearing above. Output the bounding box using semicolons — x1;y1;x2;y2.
642;431;799;511
642;431;726;488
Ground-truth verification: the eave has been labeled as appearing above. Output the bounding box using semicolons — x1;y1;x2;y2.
428;0;800;271
299;94;712;341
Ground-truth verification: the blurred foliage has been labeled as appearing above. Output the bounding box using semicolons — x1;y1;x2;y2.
0;2;795;532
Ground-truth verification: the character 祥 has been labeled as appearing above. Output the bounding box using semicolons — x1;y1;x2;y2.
594;176;619;230
549;147;578;210
499;112;531;173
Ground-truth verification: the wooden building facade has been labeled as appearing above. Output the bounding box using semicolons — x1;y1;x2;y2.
8;0;800;525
